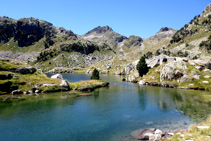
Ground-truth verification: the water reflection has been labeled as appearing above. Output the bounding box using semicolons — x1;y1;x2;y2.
0;74;210;141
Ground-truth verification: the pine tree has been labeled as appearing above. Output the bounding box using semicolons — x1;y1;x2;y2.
136;56;149;77
90;68;100;80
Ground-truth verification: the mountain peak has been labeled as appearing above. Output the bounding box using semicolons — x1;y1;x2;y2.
85;25;113;35
204;3;211;13
159;27;175;32
149;27;177;40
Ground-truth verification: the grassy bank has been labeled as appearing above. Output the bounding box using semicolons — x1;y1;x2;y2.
168;116;211;141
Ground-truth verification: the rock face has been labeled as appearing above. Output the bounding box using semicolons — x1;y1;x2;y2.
160;60;187;81
51;74;63;79
146;54;177;68
131;128;163;140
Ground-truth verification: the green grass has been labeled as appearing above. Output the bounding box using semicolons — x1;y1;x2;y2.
168;116;211;141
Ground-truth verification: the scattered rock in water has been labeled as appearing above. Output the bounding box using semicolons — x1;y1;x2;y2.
131;128;163;140
145;121;153;125
51;74;63;79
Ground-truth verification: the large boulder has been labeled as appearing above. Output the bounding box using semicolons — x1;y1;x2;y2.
51;74;63;79
131;128;163;140
160;60;187;81
60;80;70;90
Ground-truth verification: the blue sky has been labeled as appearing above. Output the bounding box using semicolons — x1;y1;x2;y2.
1;0;210;38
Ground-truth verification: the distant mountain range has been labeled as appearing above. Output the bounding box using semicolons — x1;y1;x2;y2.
0;3;211;72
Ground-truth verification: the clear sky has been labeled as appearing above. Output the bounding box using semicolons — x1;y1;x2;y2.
1;0;210;38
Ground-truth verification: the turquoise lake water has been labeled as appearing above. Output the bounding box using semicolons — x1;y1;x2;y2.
0;74;210;141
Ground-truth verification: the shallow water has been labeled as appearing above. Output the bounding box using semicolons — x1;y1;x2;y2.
0;74;211;141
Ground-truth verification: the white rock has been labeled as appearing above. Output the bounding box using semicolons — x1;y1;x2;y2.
168;133;174;136
60;80;69;88
189;84;194;86
154;129;162;135
51;74;63;79
193;75;200;80
180;134;185;138
138;80;145;85
202;81;209;84
204;69;210;72
35;90;40;93
204;75;210;79
197;126;210;129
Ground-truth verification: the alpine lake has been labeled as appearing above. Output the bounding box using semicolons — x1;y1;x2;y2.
0;74;211;141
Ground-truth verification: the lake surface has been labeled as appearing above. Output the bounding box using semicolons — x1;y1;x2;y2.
0;74;211;141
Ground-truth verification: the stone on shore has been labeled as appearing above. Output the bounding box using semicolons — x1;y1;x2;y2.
51;74;63;79
131;128;163;140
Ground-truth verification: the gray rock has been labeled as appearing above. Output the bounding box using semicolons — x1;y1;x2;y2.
35;90;40;93
191;70;197;75
204;75;211;78
203;81;209;84
125;74;136;82
146;54;178;68
60;80;70;89
160;65;175;81
131;128;163;140
195;66;204;71
138;80;145;85
160;60;187;81
180;75;190;82
51;74;63;79
11;90;22;94
193;75;201;80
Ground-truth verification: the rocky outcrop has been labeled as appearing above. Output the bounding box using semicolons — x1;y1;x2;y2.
160;60;187;81
48;67;73;73
146;54;178;68
51;74;63;79
0;51;39;62
60;80;70;90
